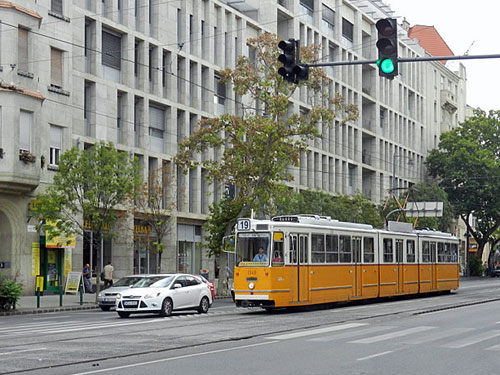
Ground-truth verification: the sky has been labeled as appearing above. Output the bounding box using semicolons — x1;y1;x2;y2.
387;0;499;112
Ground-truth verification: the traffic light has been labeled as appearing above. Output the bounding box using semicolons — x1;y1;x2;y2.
294;64;309;82
278;39;297;83
375;18;398;79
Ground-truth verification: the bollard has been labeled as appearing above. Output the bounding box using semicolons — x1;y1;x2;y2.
80;284;83;306
36;286;40;308
59;275;63;307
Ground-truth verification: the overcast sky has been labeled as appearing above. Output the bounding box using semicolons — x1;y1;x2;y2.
388;0;498;112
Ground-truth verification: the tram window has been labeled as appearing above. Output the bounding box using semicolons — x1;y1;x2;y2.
395;239;403;263
383;238;393;263
430;242;437;262
407;240;416;263
339;235;351;263
363;237;374;263
450;243;458;262
326;234;338;263
422;241;430;263
289;235;297;264
443;243;451;262
272;232;284;266
437;242;445;262
312;234;325;263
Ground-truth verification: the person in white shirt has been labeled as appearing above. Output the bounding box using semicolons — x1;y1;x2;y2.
103;261;114;289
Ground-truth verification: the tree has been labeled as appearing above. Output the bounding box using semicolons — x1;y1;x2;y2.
133;165;176;272
33;142;141;294
175;33;358;256
426;109;500;259
276;190;384;228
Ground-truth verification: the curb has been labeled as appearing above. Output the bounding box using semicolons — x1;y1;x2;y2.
0;304;99;317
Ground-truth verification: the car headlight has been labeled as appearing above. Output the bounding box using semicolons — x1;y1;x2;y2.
144;292;161;299
116;293;122;300
98;292;104;297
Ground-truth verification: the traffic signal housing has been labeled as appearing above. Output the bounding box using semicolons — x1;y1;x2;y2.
376;18;398;79
278;39;297;83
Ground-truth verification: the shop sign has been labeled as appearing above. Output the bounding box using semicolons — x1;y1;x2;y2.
45;220;76;248
65;272;82;294
31;243;40;276
83;220;110;231
134;224;152;234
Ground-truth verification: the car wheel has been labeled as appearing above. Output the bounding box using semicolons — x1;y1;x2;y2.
117;311;130;318
100;306;111;311
160;298;173;317
197;296;210;314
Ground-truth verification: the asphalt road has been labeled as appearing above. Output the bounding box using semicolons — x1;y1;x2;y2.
1;278;499;375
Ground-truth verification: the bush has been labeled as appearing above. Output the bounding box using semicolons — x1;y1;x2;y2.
0;278;23;310
468;254;484;277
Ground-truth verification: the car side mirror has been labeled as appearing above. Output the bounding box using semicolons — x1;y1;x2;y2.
173;283;182;289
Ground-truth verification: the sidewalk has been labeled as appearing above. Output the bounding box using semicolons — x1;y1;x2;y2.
1;293;99;316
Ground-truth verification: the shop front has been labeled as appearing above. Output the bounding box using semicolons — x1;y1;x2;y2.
177;224;203;275
133;220;158;274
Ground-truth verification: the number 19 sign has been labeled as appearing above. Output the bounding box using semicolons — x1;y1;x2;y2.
237;219;251;231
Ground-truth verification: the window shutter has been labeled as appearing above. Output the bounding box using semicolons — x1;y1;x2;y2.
102;30;122;70
149;106;165;138
19;111;32;151
322;5;335;25
51;48;63;87
51;0;63;14
18;28;29;71
50;125;62;149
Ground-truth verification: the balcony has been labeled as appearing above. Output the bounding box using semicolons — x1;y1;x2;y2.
440;89;457;113
0;149;40;194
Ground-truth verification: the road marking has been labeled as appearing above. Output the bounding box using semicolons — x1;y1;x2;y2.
70;341;277;375
0;348;47;356
402;327;473;345
0;321;83;333
350;326;435;344
267;323;367;340
309;325;395;342
444;330;500;348
357;350;393;361
32;316;71;320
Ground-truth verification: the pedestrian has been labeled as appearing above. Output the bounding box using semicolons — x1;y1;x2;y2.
82;264;93;293
103;261;114;289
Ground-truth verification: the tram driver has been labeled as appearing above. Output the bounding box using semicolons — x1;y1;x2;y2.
253;247;268;262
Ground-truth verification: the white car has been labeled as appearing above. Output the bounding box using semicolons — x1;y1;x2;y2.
115;274;213;318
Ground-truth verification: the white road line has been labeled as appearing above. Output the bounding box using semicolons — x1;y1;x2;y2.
309;326;395;342
444;330;500;348
0;348;47;356
32;316;71;320
0;321;83;333
401;327;473;345
350;326;435;344
357;350;393;361
70;341;278;375
267;323;367;340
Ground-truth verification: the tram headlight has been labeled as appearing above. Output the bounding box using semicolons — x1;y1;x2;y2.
248;282;255;290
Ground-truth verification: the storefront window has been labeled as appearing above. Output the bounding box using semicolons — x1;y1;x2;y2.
83;231;112;275
177;224;203;274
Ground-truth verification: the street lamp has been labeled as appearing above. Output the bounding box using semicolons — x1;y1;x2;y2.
392;151;414;194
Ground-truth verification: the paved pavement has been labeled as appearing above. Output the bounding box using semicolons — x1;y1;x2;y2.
0;292;99;316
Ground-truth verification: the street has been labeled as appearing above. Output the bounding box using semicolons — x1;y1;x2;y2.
1;278;499;375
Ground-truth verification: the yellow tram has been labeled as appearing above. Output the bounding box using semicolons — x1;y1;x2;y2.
232;215;459;309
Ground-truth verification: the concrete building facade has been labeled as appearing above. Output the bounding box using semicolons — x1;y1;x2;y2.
0;0;467;293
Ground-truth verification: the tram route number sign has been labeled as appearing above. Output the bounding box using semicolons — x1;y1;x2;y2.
237;219;251;231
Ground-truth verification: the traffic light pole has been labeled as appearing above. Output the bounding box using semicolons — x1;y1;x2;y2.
301;53;500;68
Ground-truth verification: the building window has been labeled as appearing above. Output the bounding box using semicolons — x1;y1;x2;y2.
322;5;335;32
342;18;353;42
214;74;226;105
51;48;63;88
149;105;165;152
19;110;32;152
49;125;62;167
18;27;29;72
51;0;63;14
102;29;121;70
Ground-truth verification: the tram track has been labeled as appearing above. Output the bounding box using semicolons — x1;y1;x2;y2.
2;291;500;374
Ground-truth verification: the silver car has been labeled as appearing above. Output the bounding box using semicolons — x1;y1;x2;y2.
97;275;151;311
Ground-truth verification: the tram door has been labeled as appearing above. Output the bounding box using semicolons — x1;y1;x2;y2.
289;234;310;303
430;242;437;290
395;239;404;293
352;237;362;297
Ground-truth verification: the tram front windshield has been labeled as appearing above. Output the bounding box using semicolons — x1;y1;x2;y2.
236;233;271;266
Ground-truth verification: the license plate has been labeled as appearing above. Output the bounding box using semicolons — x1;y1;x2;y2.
123;301;138;307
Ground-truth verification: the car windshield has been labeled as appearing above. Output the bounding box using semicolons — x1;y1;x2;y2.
131;276;172;288
113;276;145;287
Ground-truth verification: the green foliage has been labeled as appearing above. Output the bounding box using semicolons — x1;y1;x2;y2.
276;190;384;228
426;109;500;257
0;278;23;310
203;197;244;257
176;33;358;251
33;142;141;240
468;254;484;277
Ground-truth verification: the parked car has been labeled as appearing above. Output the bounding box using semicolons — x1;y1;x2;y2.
194;274;216;300
97;275;150;311
492;265;500;278
115;274;213;318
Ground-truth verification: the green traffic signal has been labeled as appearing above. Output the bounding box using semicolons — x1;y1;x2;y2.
377;58;395;74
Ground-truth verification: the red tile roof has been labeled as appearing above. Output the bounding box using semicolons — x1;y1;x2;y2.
408;25;454;64
0;1;42;19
